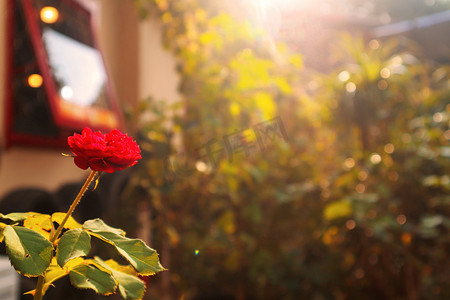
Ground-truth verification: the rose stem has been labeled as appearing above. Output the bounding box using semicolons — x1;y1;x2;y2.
33;276;46;300
34;170;98;300
50;170;98;243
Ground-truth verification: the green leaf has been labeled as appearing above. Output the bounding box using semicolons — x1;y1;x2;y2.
90;231;164;275
57;229;91;267
0;212;38;222
94;257;146;300
3;225;53;276
69;263;117;295
83;219;126;236
83;220;164;275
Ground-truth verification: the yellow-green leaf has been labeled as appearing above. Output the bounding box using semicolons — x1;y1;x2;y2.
83;219;125;236
41;259;69;294
23;214;53;240
94;257;146;300
56;228;91;267
83;219;164;275
69;263;117;295
0;212;38;222
324;199;353;221
3;225;53;276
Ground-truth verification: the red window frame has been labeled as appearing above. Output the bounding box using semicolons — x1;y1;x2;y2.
4;0;123;148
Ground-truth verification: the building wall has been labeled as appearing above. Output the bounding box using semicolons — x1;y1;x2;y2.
0;4;7;151
0;0;179;199
138;18;180;103
99;0;139;107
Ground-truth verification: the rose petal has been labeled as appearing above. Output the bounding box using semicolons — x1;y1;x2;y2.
68;128;141;172
74;156;89;170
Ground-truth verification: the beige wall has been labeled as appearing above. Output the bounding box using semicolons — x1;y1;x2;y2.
138;18;179;102
99;0;139;107
98;0;180;107
0;5;6;147
0;0;179;199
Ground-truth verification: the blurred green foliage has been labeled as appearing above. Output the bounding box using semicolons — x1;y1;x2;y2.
125;1;450;299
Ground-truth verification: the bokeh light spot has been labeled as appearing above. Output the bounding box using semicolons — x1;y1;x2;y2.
432;112;443;123
358;171;368;181
338;70;350;82
343;157;355;169
40;7;59;24
396;214;407;225
380;68;391;79
377;80;388;90
345;82;356;93
27;74;43;88
401;232;412;245
345;219;356;230
355;183;366;194
369;39;380;50
60;86;74;100
384;143;395;154
354;268;365;279
370;153;382;164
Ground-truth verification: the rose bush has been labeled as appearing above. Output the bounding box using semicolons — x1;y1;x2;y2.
68;127;142;173
0;127;163;300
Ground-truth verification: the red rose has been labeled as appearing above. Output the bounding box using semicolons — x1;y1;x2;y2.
68;127;141;173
